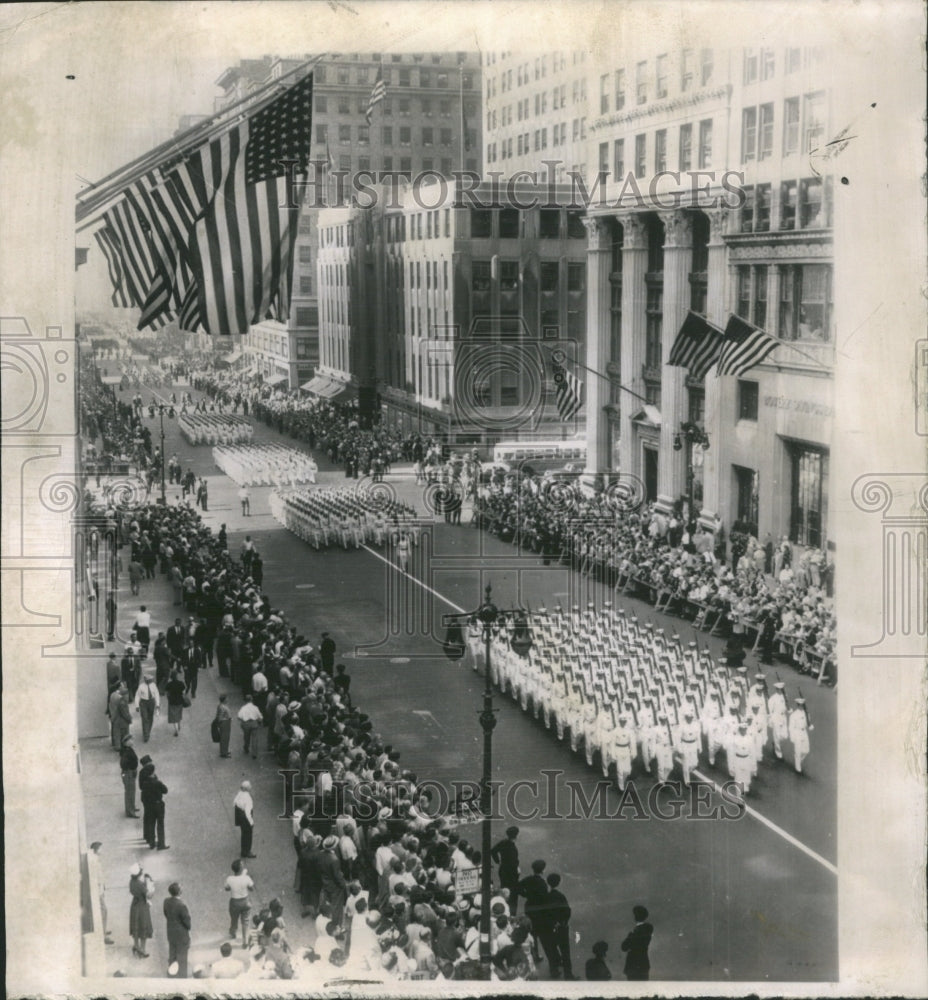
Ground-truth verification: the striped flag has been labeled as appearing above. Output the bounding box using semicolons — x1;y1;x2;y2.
365;67;386;125
716;314;780;377
667;311;726;379
553;362;583;420
176;72;314;336
93;225;130;308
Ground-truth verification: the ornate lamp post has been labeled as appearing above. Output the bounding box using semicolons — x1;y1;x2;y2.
442;583;530;978
673;421;710;528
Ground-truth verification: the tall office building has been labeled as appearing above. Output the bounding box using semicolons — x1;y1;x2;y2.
581;43;834;550
205;51;482;388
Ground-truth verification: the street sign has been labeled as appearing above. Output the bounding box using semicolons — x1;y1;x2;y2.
454;866;480;894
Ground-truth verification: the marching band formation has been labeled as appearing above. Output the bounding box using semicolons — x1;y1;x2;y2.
179;412;253;446
467;602;812;795
213;444;318;487
270;487;421;554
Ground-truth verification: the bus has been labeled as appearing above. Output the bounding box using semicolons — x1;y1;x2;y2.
492;437;587;476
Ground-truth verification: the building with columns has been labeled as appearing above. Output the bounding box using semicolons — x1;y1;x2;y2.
582;43;835;552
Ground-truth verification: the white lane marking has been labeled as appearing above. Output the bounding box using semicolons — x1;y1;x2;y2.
360;540;838;877
692;768;837;875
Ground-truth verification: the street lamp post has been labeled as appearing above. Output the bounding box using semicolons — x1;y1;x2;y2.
674;421;710;528
156;402;174;505
443;583;529;979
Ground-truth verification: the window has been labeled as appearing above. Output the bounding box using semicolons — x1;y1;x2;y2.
656;54;668;97
383;155;393;172
700;48;713;86
337;66;350;85
440;127;452;147
600;73;610;113
471;208;492;238
759;103;774;159
315;66;326;83
422;157;433;172
742;107;757;162
735;466;759;535
743;48;758;84
358;125;369;145
358;155;370;172
636;61;647;104
316;124;327;144
780;180;797;229
422;126;433;146
295;337;313;360
540;260;559;329
800;176;829;228
634;133;647;178
339;154;350;170
681;49;694;91
440;99;451;116
737;381;759;420
698;119;712;168
539;209;560;238
421;97;432;117
567;262;585;292
299;245;313;264
786;47;802;73
338;97;350;115
296;306;318;327
761;48;776;80
399;156;411;175
566;211;586;238
357;66;369;85
599;142;609;176
356;96;367;116
462;71;473;88
614;69;625;109
399;98;410;116
690;213;709;314
678;123;692;172
735;265;768;328
645;283;663;369
614;138;625;177
441;157;452;175
382;125;393;145
803;91;826;154
789;444;828;547
499;208;520;238
783;97;800;155
399;126;411;146
437;72;448;88
419;69;431;88
399;68;410;86
499;260;520;315
655;129;667;172
316;95;327;113
779;264;832;341
688;386;705;426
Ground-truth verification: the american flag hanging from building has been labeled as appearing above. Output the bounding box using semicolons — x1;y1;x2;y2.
716;314;780;377
667;310;727;379
175;72;314;336
366;66;386;125
553;361;583;420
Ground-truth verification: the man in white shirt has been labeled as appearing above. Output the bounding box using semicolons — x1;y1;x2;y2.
224;858;255;946
210;942;246;979
233;781;256;858
237;696;264;759
134;670;161;742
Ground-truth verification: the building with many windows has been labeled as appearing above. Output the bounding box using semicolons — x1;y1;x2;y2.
482;50;591;184
209;51;482;388
315;180;588;445
582;43;834;551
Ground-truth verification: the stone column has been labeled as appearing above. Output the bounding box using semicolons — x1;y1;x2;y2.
699;206;729;524
656;210;693;513
617;214;648;477
582;216;613;486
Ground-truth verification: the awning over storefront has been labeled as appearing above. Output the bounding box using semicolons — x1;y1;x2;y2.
224;347;243;364
265;373;288;388
100;375;123;385
302;375;355;402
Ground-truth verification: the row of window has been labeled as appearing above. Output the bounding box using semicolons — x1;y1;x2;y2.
487;118;586;162
735;263;832;342
741;177;833;233
741;92;826;162
320;123;476;149
598;120;714;177
599;50;714;114
318;64;474;88
316;95;476;119
742;46;824;85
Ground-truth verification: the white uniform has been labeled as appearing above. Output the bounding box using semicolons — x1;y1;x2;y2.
767;688;788;759
677;717;701;785
653;722;675;782
731;727;754;793
788;704;811;773
611;718;637;790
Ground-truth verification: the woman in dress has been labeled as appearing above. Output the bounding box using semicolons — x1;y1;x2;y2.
165;668;186;737
129;862;154;957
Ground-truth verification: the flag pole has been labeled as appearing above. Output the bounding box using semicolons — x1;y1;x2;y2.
76;55;326;227
549;347;650;404
459;68;466;175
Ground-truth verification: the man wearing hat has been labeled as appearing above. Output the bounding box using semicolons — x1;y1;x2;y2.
318;834;348;929
163;882;191;978
676;710;701;786
121;645;140;702
119;734;140;817
105;652;120;713
788;697;812;774
767;682;789;759
515;860;549;963
233;781;256;858
490;826;521;915
134;669;160;742
731;722;754;795
109;682;132;751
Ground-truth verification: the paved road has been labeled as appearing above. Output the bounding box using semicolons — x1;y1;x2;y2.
79;384;837;982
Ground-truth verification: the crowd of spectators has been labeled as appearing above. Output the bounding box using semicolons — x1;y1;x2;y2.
475;473;836;675
92;490;576;981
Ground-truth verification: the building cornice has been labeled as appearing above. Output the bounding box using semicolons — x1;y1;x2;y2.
590;85;733;133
